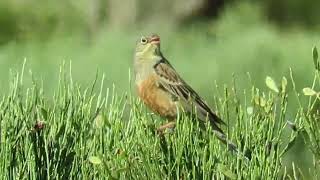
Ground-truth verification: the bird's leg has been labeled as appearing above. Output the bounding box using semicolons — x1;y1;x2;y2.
157;121;176;134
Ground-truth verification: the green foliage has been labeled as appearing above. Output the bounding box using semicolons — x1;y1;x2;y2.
265;0;320;27
0;0;88;44
0;1;319;44
0;2;18;44
313;47;319;71
265;76;279;93
297;46;320;172
0;2;319;178
0;62;317;179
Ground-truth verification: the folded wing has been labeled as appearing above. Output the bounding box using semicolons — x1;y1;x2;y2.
153;57;225;133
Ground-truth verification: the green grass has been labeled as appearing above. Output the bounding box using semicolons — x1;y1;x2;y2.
0;58;319;179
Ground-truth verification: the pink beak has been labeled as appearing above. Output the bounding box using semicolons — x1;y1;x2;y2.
150;36;160;44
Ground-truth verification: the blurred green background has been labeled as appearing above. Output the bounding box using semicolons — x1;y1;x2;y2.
0;0;319;176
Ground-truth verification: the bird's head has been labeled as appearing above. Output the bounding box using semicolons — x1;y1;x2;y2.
135;34;161;62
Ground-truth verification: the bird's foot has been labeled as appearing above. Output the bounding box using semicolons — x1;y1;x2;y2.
156;121;176;135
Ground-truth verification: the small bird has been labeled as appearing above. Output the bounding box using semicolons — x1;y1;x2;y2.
133;35;252;159
133;34;225;134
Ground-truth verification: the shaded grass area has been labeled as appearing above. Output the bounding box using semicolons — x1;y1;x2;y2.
0;63;319;179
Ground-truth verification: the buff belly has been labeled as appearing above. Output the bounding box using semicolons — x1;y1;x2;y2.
137;74;177;120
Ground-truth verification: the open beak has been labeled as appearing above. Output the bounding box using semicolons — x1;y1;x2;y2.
150;36;160;45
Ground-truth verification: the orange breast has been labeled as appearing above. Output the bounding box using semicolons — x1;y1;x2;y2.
137;74;177;120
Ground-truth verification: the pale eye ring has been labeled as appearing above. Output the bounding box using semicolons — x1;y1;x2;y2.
140;37;147;44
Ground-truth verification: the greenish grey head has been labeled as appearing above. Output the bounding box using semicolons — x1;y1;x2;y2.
134;34;161;62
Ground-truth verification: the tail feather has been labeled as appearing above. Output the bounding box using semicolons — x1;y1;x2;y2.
213;130;251;160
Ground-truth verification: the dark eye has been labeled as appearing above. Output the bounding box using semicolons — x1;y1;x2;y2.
140;37;147;44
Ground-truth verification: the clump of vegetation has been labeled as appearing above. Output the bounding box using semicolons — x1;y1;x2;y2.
298;47;320;176
0;48;319;179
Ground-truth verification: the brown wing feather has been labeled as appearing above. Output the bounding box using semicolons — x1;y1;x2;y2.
154;58;225;132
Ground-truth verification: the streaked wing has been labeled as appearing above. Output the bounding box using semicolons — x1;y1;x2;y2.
153;58;225;132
